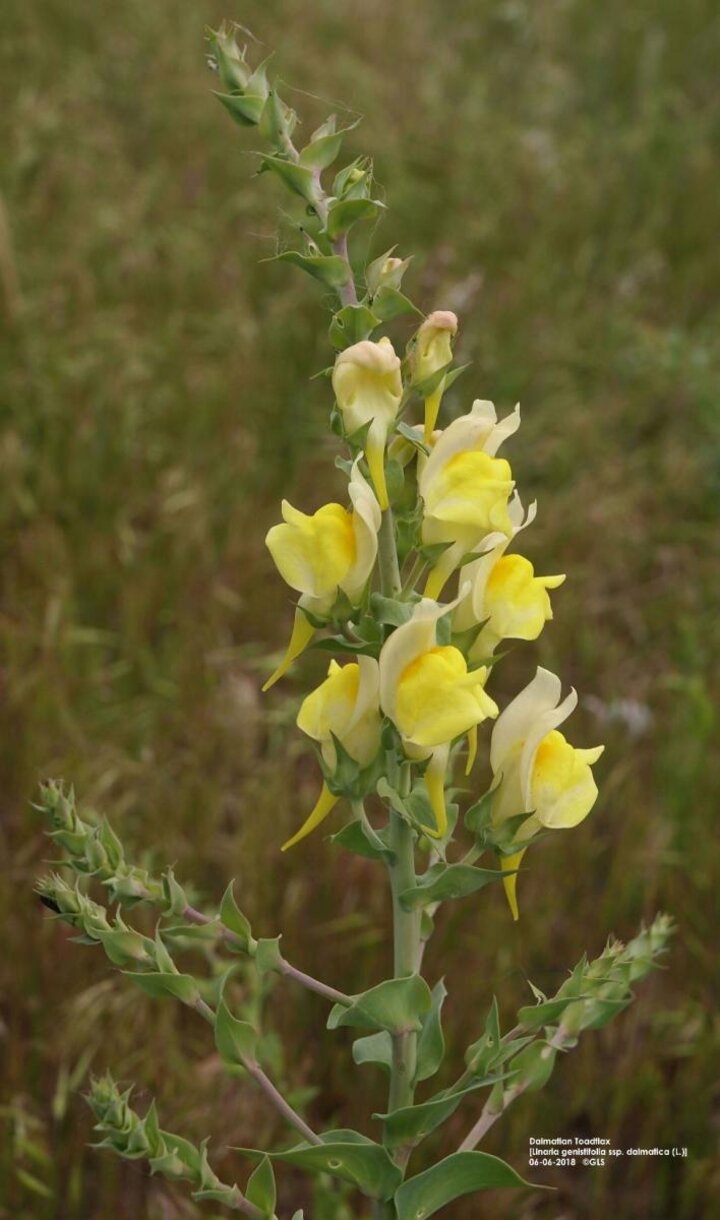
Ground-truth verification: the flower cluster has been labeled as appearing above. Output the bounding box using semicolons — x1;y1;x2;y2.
262;324;604;917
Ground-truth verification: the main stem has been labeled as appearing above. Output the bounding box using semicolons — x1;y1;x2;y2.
387;811;420;1112
376;505;421;1126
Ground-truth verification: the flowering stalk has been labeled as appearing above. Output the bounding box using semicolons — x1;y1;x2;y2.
32;25;674;1220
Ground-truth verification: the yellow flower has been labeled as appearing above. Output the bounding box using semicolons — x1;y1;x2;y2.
490;667;604;920
283;657;381;850
453;503;565;658
332;337;403;510
419;399;520;599
411;310;458;443
379;598;498;837
263;458;380;690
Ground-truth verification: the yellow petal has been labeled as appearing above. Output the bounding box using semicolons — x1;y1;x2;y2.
266;501;356;599
501;848;526;921
424;749;449;838
297;661;360;741
424;386;443;444
530;731;604;828
281;782;339;851
395;646;498;747
262;608;316;692
465;724;478;776
366;418;389;510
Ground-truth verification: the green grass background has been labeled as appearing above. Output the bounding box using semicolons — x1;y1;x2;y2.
1;1;719;1217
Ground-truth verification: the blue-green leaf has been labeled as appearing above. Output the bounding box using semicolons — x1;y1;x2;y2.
214;999;257;1067
327;975;432;1034
237;1131;402;1201
399;863;508;910
352;1031;393;1073
414;980;447;1084
246;1155;276;1214
272;251;352;289
394;1151;541;1218
219;882;255;951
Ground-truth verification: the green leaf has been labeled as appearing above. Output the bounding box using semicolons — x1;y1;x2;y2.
331;818;393;862
214;999;258;1067
509;1041;557;1092
261;155;319;204
395;421;429;454
273;250;351;289
246;1155;277;1214
374;1078;504;1150
326;197;382;239
376;778;412;820
298;122;354;170
394;1151;541;1218
310;635;378;658
255;937;283;976
220;881;255;952
327;975;432;1034
352;1031;393;1073
252;1131;402;1201
329;304;380;350
414;980;447;1084
465;997;503;1074
399;863;507;910
259;88;294;147
123;972;199;1005
372;286;422;322
214;91;266;127
580;996;632;1030
517;996;590;1030
368;593;414;628
463;789;494;836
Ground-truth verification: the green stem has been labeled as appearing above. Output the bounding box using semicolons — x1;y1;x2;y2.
387;811;420;1113
378;508;402;598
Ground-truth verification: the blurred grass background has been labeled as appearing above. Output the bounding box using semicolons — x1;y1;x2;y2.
1;0;719;1217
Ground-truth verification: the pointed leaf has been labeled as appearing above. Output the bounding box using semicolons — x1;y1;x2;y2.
123;972;199;1005
372;286;422;322
517;995;590;1031
326;198;383;239
414;980;447;1084
255;937;283;976
352;1031;393;1073
261;156;319;204
331;818;393;862
273;251;351;289
214;999;258;1067
395;1151;541;1218
246;1155;277;1214
327;975;432;1034
214;91;266;127
237;1131;402;1201
374;1077;505;1149
399;863;508;910
329;305;380;350
220;882;255;952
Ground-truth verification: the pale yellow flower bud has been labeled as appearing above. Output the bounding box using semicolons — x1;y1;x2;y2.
411;311;458;442
332;338;403;510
